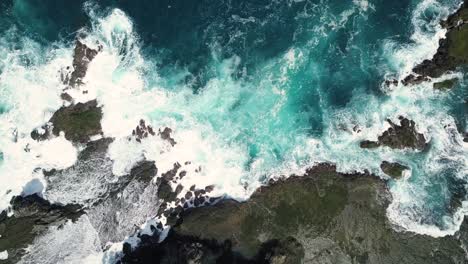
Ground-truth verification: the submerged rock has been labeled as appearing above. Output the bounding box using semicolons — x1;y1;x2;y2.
120;164;468;264
49;99;103;143
380;161;409;179
360;117;427;151
0;195;83;263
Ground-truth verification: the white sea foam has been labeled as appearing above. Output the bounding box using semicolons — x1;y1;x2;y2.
0;24;85;210
19;216;102;264
0;250;8;260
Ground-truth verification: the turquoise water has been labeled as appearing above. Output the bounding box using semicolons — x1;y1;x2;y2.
0;0;466;237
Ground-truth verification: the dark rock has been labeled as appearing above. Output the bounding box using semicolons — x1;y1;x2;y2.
129;160;157;184
257;237;304;264
377;118;427;150
119;229;252;264
433;78;458;90
360;140;380;149
49;99;102;143
401;74;430;86
158;127;176;146
0;194;83;263
131;120;156;142
175;184;184;196
380;161;410;179
122;242;132;255
60;92;73;102
205;185;215;193
30;124;52;141
384;79;399;87
185;192;193;200
68;40;100;87
361;117;427;151
407;3;468;82
157;179;176;202
121;164;468;263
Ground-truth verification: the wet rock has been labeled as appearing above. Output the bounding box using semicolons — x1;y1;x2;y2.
360;117;427;151
161;163;181;181
257;237;304;264
157;178;176;202
0;194;83;263
119;230;251;264
407;3;468;82
175;184;184;195
384;78;399;87
121;164;468;263
131;119;156;142
158;127;176;146
60;92;73;102
433;78;458;90
185;192;193;200
68;40;100;87
378;117;427;150
204;185;215;193
401;74;430;86
30;124;53;141
49;99;102;143
380;161;409;179
359;140;380;149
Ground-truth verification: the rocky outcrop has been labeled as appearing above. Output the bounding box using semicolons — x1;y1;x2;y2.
433;78;458;90
0;195;83;263
403;2;468;85
67;40;100;87
119;164;468;264
38;99;102;144
380;161;409;179
119;231;304;264
360;117;427;151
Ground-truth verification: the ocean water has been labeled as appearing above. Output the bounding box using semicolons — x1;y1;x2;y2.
0;0;467;261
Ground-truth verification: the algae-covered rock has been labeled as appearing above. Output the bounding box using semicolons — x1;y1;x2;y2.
380;161;409;179
49;99;102;143
120;164;467;264
410;2;468;80
360;117;427;151
0;195;83;263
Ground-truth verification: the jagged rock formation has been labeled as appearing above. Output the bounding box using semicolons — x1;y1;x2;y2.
0;195;83;263
67;40;100;87
360;117;427;151
380;161;409;179
120;164;468;264
403;1;468;86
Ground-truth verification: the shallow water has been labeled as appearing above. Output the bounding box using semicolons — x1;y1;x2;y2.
0;0;467;260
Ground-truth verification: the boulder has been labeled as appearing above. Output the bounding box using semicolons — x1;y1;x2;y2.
380;161;409;179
